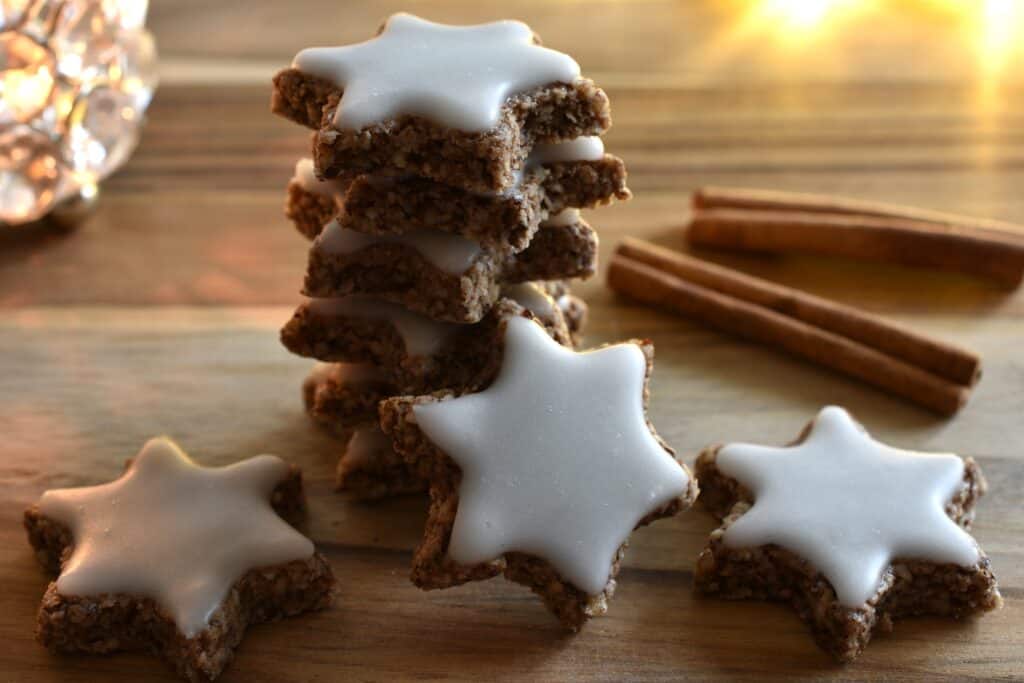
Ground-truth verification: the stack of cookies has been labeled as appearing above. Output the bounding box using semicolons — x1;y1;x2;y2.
271;13;629;498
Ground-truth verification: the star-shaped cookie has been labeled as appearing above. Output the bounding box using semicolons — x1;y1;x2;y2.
272;14;612;193
292;13;580;132
24;438;335;682
380;316;697;629
694;406;1002;661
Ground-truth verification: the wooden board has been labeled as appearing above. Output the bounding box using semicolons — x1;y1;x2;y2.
2;3;1024;680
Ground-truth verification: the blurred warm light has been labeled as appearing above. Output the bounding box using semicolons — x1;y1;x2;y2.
748;0;862;32
977;0;1022;74
716;0;1024;79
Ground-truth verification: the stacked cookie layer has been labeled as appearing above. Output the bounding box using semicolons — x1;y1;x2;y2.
272;13;629;498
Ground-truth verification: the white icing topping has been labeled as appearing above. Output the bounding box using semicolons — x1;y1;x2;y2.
412;317;688;595
37;438;314;638
717;406;981;607
308;297;455;356
343;426;392;469
528;136;604;165
502;282;555;320
543;208;580;227
292;158;344;197
293;13;581;132
316;218;482;275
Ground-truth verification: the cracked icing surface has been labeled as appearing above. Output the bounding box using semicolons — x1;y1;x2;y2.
37;438;315;638
293;13;581;132
412;317;688;595
717;406;981;606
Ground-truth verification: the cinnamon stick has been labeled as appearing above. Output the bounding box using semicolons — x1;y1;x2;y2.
687;208;1024;288
618;238;980;386
693;186;1024;241
608;241;978;416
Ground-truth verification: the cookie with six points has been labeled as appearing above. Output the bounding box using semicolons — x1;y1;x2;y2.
694;406;1001;662
24;438;335;682
381;316;697;629
272;13;612;194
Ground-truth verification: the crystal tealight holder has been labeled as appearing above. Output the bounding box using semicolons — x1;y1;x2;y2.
0;0;157;228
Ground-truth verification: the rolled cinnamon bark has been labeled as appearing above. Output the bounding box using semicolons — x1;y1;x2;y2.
686;207;1024;289
693;186;1024;239
608;245;975;416
617;238;980;386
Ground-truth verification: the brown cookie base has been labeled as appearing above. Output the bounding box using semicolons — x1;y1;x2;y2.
302;363;396;434
303;218;597;324
501;219;598;284
335;427;427;501
559;294;588;347
285;155;629;250
286;180;337;241
272;68;612;194
378;339;698;630
693;443;1003;663
282;295;572;394
533;280;588;345
23;472;335;682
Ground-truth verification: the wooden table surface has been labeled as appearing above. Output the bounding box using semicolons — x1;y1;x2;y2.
2;2;1023;681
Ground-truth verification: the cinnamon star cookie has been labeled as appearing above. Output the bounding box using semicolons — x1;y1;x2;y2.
694;406;1001;662
24;438;335;682
380;316;697;629
272;13;611;193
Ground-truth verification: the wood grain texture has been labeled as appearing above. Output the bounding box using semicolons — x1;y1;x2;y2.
1;2;1024;680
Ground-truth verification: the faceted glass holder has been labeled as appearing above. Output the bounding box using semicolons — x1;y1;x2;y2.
0;0;156;228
